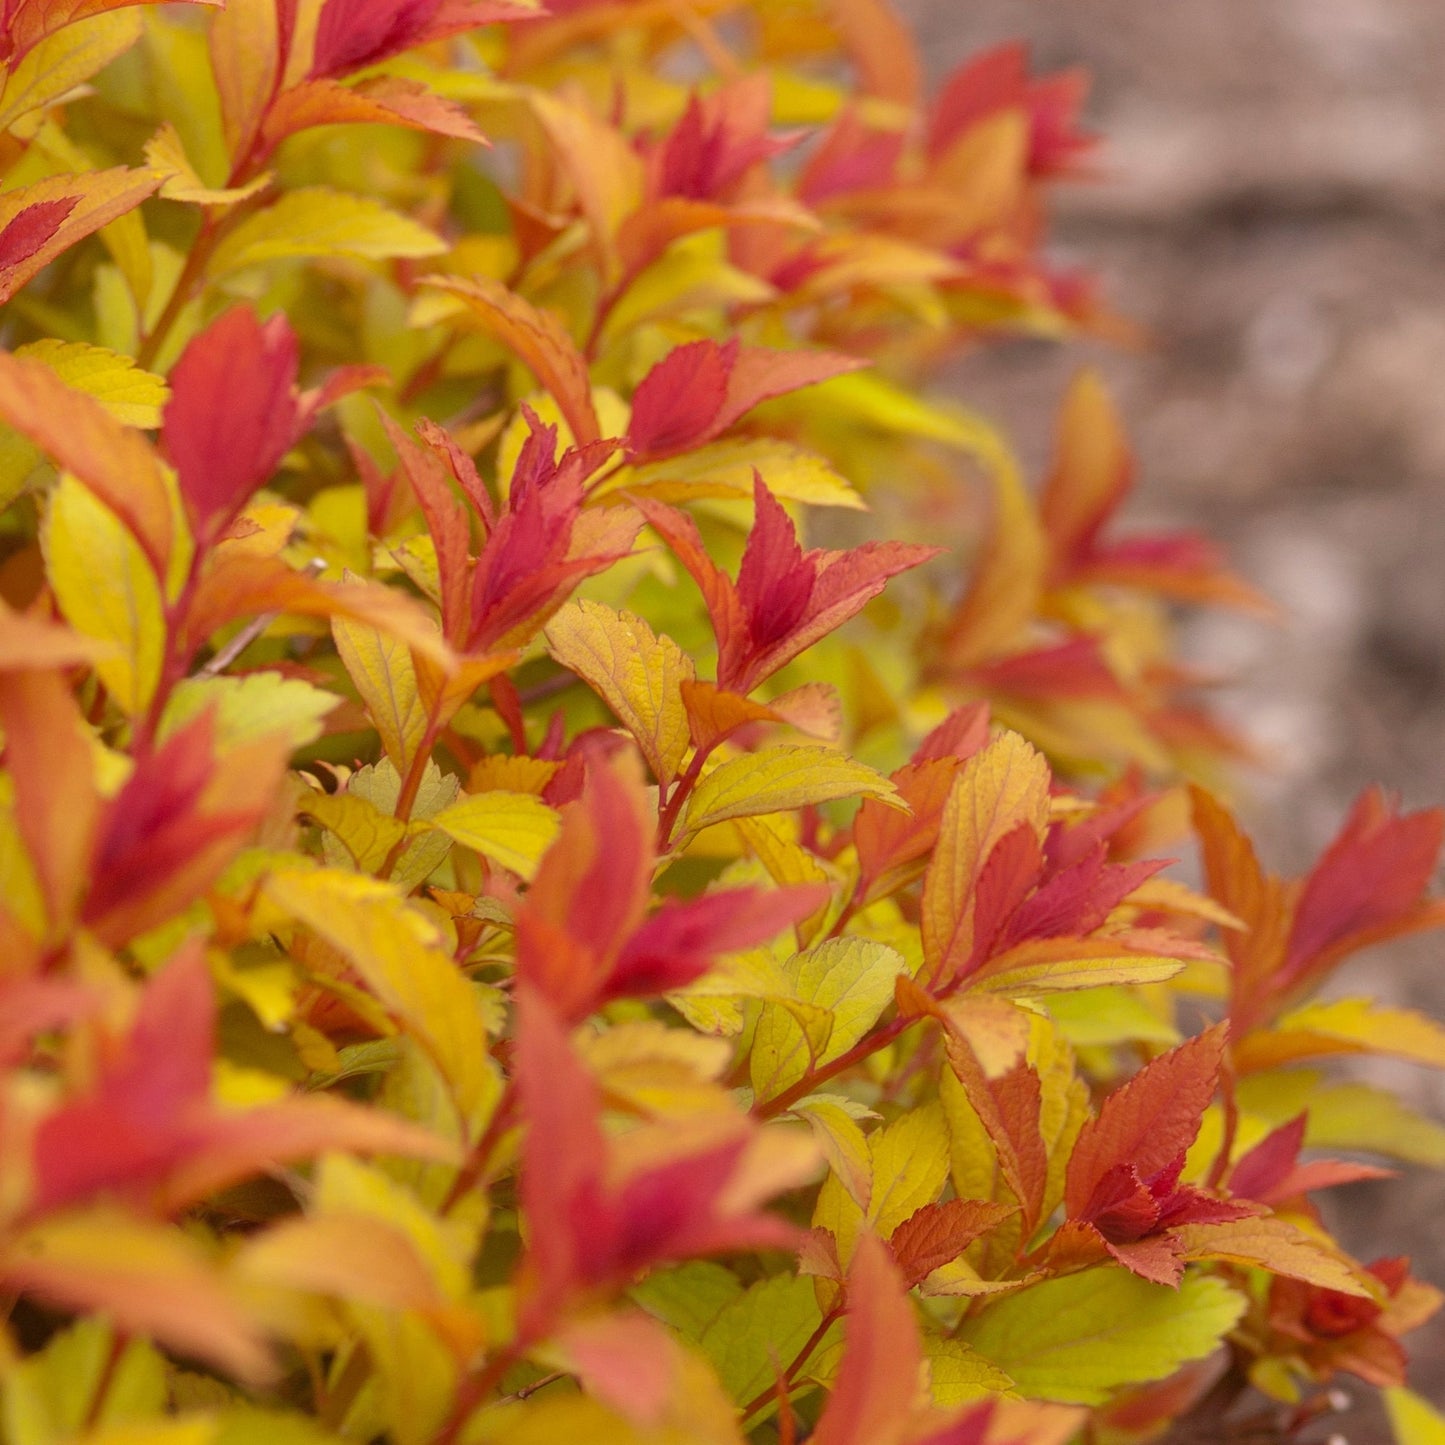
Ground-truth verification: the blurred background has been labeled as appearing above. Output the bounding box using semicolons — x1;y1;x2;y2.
898;0;1445;1425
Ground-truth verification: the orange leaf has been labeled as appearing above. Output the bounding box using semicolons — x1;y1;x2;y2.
0;667;99;935
1064;1024;1227;1220
0;168;159;302
0;348;173;577
811;1233;920;1445
422;274;600;446
888;1199;1016;1289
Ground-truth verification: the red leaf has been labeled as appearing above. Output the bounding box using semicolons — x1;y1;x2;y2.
888;1199;1016;1289
651;76;797;202
812;1233;920;1445
915;703;991;763
163;306;301;542
1284;788;1445;988
0;197;77;272
309;0;532;78
942;1035;1048;1232
1064;1024;1228;1220
30;946;448;1217
712;345;866;435
736;472;816;651
80;712;287;947
377;412;472;647
609;885;826;1001
626;338;733;457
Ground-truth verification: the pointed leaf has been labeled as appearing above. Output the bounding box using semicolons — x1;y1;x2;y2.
207;188;445;277
921;732;1051;984
959;1269;1246;1406
545;600;695;785
432;790;561;880
679;745;901;841
1065;1025;1227;1219
42;473;164;718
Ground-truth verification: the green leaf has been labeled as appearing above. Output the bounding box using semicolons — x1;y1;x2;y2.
698;1273;828;1409
959;1268;1245;1405
631;1261;744;1341
679;745;902;842
207;188;446;278
162;672;340;750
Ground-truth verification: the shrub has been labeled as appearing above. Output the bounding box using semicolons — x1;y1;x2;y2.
0;2;1441;1441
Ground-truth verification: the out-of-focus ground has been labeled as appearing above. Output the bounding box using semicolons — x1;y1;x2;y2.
896;0;1445;1427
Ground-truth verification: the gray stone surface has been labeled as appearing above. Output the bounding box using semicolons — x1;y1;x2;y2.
896;0;1445;1426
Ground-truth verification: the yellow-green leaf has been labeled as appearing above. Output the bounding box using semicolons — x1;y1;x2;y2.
162;672;340;750
431;790;561;881
793;1097;873;1211
43;474;164;718
1386;1387;1445;1445
679;745;902;842
15;339;168;427
922;1336;1017;1404
698;1274;827;1409
207;188;446;278
614;438;864;511
545;600;694;785
332;613;429;773
959;1269;1246;1406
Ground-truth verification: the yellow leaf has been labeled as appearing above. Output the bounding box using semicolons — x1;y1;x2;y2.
263;869;499;1131
922;1336;1017;1404
750;995;834;1102
145;121;272;206
79;1422;218;1445
679;745;903;842
1386;1387;1445;1445
42;474;164;718
974;943;1187;996
298;786;410;873
332;613;429;773
1240;997;1445;1072
921;731;1051;984
612;437;864;510
868;1101;951;1237
0;11;141;134
15;338;168;427
431;790;561;880
207;0;278;158
753;935;903;1104
545;599;694;785
794;1097;873;1211
207;188;446;278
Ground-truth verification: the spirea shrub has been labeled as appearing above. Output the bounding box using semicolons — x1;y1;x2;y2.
0;2;1442;1441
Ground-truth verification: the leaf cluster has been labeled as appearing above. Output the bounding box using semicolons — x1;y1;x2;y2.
0;4;1441;1444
